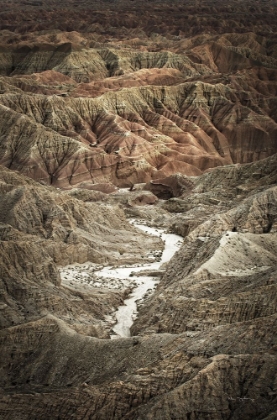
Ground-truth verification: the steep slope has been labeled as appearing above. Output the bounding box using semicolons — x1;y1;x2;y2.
0;165;162;335
0;76;276;187
0;12;275;188
0;156;277;419
0;0;277;419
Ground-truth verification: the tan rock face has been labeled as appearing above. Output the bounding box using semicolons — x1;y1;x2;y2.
0;1;277;419
0;165;163;333
1;156;277;419
0;12;275;188
0;77;276;188
144;173;195;199
132;155;277;338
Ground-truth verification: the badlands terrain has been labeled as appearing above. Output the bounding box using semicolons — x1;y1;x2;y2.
0;0;277;418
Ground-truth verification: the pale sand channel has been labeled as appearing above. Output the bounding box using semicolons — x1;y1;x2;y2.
96;222;183;338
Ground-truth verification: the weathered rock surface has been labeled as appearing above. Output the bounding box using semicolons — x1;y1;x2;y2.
0;3;275;188
0;0;277;419
0;75;276;188
0;165;162;335
144;173;195;199
1;153;277;419
132;154;277;336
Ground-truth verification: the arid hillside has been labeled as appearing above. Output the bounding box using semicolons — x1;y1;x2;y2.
0;154;277;420
0;0;275;188
0;0;277;419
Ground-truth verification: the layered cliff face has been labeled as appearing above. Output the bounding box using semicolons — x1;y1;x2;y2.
0;0;277;419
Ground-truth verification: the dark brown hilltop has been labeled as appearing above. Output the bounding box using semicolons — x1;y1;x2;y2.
0;0;277;419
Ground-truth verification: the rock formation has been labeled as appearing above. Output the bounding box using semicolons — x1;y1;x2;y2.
0;0;277;419
0;1;275;188
0;164;163;336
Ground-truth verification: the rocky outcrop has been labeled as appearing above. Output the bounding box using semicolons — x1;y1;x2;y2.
1;153;277;420
0;166;162;265
0;77;276;187
144;173;195;199
0;165;163;334
0;23;275;189
0;0;276;39
0;0;277;418
0;315;276;419
131;154;277;339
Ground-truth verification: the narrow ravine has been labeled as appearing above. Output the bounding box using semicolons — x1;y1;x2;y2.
95;222;182;338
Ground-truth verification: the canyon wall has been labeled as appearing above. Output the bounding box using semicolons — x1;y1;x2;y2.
0;0;276;419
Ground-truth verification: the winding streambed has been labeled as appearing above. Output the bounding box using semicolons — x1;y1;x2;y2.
96;223;182;338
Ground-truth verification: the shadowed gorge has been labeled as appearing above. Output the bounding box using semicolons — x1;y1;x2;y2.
0;0;277;419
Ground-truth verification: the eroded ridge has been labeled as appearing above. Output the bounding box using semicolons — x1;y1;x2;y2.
0;0;277;419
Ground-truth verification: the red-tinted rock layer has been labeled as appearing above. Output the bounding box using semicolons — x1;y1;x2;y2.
0;1;277;419
0;1;275;188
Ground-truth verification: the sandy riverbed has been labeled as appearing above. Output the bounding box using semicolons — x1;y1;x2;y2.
59;220;183;338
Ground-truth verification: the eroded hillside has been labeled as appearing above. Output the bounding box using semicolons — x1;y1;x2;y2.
0;0;277;419
0;1;275;188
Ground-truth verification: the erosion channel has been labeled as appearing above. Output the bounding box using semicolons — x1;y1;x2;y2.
96;222;183;338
